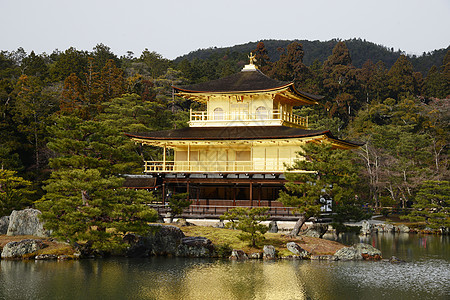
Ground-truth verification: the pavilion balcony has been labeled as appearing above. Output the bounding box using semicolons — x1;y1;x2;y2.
189;109;308;128
143;160;289;173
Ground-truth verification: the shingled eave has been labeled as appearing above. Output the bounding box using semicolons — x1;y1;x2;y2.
173;82;294;94
124;126;363;148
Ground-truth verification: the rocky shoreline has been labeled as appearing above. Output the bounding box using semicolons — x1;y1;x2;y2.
1;223;383;262
1;208;439;262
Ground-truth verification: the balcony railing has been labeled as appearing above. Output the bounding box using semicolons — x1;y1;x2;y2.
144;160;289;173
189;109;308;128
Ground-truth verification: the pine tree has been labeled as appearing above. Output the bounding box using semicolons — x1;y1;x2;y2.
0;169;34;216
322;42;359;120
253;42;271;73
37;113;158;251
221;207;269;247
402;180;450;229
279;142;368;236
388;55;415;99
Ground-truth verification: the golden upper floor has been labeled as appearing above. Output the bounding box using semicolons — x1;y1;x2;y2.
173;64;322;129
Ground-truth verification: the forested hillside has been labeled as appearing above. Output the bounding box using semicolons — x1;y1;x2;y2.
0;40;448;229
176;38;449;75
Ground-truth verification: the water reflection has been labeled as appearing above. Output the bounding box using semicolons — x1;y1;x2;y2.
323;232;450;261
1;234;449;300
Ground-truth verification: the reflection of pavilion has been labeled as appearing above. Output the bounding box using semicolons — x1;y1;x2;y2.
126;60;360;207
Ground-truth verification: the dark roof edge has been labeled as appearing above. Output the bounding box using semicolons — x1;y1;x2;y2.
125;129;363;147
172;82;293;94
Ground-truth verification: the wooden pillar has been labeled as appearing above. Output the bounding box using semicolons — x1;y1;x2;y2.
163;144;166;171
187;143;190;172
250;182;253;207
196;185;200;205
186;181;190;201
162;183;166;205
258;184;262;206
233;184;236;206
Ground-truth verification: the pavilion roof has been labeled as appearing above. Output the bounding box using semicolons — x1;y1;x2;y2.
125;126;363;148
173;68;323;103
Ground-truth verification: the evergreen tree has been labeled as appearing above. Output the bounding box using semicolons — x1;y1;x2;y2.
269;42;309;82
37;113;158;251
138;49;171;78
279;142;368;236
322;42;359;120
423;65;446;98
253;42;271;73
49;47;88;81
402;180;449;230
60;73;85;116
387;55;415;99
12;75;58;170
38;168;156;251
21;51;49;81
91;43;120;72
0;169;34;216
221;207;269;247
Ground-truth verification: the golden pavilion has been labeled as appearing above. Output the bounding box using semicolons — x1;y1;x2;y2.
126;58;360;208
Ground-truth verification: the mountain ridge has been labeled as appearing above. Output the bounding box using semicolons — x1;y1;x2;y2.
175;38;449;75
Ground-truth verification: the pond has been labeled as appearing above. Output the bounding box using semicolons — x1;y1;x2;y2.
1;233;449;300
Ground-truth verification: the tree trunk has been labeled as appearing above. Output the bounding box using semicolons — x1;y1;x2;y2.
289;214;306;237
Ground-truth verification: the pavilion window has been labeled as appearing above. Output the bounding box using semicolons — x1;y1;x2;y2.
175;150;188;161
214;107;224;120
256;106;268;119
189;150;199;161
236;150;251;161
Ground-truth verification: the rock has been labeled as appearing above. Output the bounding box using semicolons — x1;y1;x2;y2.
157;214;165;223
250;252;262;259
35;254;58;260
389;256;405;263
1;239;47;259
310;255;338;261
334;243;382;261
214;220;225;228
124;224;185;258
263;245;276;260
286;242;310;259
355;243;382;260
360;220;372;235
73;241;96;258
268;221;278;233
176;218;193;227
375;223;394;233
164;212;173;223
57;255;71;260
422;227;434;234
302;223;328;238
396;224;410;233
146;224;185;255
334;246;361;261
0;216;10;234
229;249;248;260
7;209;49;237
176;236;214;257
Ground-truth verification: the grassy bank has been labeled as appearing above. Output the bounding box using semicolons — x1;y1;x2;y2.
0;235;76;258
179;225;345;257
1;225;346;259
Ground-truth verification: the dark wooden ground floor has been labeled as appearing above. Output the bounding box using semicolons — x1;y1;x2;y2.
160;174;288;208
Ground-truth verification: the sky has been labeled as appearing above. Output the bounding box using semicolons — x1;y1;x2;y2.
1;0;449;59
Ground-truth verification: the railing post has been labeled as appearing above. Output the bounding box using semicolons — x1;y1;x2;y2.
163;144;166;171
